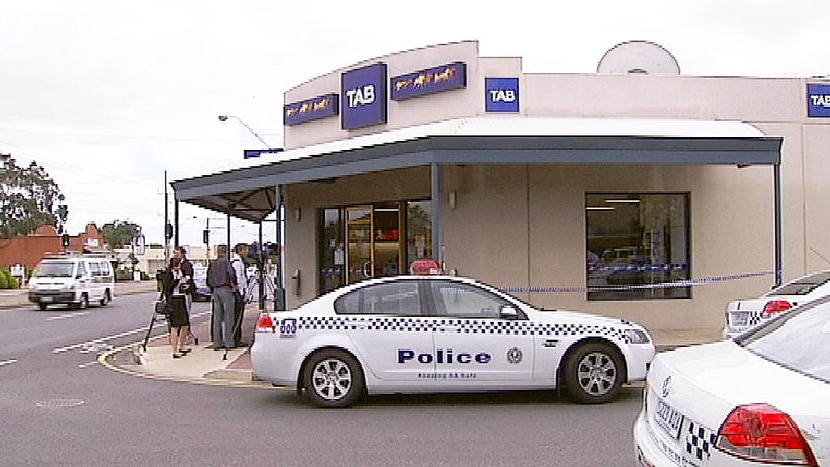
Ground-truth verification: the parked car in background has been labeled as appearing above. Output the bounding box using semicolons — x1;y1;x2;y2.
723;269;830;338
192;265;211;302
251;275;655;408
634;293;830;466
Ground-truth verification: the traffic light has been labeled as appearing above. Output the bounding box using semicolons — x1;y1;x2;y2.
202;229;209;244
62;234;70;248
165;223;174;240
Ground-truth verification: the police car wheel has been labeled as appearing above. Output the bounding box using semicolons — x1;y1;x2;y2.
303;350;365;408
562;342;623;404
38;303;48;311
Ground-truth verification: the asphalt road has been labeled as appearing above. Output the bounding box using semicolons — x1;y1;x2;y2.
0;291;641;467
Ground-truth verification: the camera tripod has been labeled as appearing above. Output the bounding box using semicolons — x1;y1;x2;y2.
244;269;277;305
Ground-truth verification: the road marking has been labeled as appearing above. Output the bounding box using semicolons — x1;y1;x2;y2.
47;311;91;321
78;361;99;369
51;310;212;354
0;359;18;367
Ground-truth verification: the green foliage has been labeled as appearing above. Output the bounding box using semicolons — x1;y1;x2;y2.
0;269;15;289
0;155;65;239
102;219;142;248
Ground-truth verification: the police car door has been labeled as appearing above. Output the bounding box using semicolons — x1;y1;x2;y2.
427;280;533;382
339;280;435;383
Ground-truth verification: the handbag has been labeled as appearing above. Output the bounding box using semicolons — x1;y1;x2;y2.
154;295;169;315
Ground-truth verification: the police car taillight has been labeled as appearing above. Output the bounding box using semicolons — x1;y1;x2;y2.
255;313;275;333
716;403;817;466
762;300;793;317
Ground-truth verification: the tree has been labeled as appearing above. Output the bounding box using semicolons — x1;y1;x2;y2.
0;154;66;239
102;220;142;248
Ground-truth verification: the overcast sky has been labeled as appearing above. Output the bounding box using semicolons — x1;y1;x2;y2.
1;0;827;248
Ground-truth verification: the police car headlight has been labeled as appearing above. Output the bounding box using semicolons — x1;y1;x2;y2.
624;329;651;344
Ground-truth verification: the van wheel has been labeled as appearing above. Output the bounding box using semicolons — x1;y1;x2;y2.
38;303;48;311
100;290;111;306
78;294;89;310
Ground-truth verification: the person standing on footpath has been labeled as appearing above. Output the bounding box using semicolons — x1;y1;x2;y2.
173;246;195;347
166;258;191;358
231;243;249;347
208;244;237;350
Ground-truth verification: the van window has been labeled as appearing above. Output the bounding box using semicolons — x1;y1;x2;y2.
89;261;101;276
77;261;88;277
33;261;74;278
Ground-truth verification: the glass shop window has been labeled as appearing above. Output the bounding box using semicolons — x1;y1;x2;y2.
585;193;690;301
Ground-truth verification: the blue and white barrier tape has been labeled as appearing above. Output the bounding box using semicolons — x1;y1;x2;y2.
588;263;688;273
499;270;776;294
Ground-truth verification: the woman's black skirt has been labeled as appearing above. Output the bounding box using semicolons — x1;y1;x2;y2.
167;295;190;328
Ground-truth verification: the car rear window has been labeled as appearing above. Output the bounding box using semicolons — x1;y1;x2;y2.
738;297;830;383
769;271;830;295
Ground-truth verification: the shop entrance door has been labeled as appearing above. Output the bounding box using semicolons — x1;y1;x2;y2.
346;206;374;284
345;204;403;285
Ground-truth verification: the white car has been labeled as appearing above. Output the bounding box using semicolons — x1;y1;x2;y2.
634;294;830;466
724;270;830;338
251;275;655;408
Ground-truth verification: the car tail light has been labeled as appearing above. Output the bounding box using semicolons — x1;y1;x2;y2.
762;300;792;317
716;403;817;466
255;313;275;333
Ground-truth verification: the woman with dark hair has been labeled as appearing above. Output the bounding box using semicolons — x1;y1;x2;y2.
166;258;191;358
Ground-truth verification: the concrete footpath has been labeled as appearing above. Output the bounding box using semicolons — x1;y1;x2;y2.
1;282;722;388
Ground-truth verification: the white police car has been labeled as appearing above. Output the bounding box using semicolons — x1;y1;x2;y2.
251;275;655;408
723;270;830;338
635;294;830;466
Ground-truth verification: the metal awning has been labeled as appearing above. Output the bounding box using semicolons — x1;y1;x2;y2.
171;116;782;222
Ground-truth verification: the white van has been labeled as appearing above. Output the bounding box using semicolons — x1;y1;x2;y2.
28;255;115;310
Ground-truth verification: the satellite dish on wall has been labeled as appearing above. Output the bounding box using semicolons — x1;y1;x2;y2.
597;40;680;75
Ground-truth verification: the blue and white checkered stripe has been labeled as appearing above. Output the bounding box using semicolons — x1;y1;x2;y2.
685;420;717;462
746;311;763;327
294;317;629;341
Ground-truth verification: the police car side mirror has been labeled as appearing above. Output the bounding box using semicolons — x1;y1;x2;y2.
500;305;519;319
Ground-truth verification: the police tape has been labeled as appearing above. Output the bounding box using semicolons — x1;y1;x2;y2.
498;270;776;294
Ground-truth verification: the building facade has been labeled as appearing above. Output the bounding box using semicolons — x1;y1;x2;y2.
173;40;830;338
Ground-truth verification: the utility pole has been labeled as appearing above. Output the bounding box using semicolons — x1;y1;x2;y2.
164;170;170;265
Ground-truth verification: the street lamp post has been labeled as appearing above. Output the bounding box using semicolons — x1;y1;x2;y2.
218;115;272;148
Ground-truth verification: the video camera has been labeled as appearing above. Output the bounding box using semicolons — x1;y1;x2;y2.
246;242;280;263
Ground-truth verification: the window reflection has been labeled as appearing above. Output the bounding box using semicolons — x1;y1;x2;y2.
586;193;690;300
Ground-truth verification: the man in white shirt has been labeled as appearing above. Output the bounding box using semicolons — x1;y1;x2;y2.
230;243;249;347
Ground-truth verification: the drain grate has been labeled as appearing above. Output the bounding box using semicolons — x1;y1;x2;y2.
36;399;85;409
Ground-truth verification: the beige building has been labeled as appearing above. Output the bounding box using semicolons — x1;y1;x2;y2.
172;40;830;339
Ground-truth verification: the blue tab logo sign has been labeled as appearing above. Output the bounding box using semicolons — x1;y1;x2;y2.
341;63;387;130
807;83;830;118
485;77;520;113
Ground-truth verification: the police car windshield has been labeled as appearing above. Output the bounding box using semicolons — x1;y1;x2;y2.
768;271;830;295
737;296;830;384
33;262;74;278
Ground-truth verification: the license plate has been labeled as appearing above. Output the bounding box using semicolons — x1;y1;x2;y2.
730;311;748;327
41;296;53;303
654;398;684;439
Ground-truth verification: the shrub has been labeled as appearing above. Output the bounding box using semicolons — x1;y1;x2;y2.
0;270;9;289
